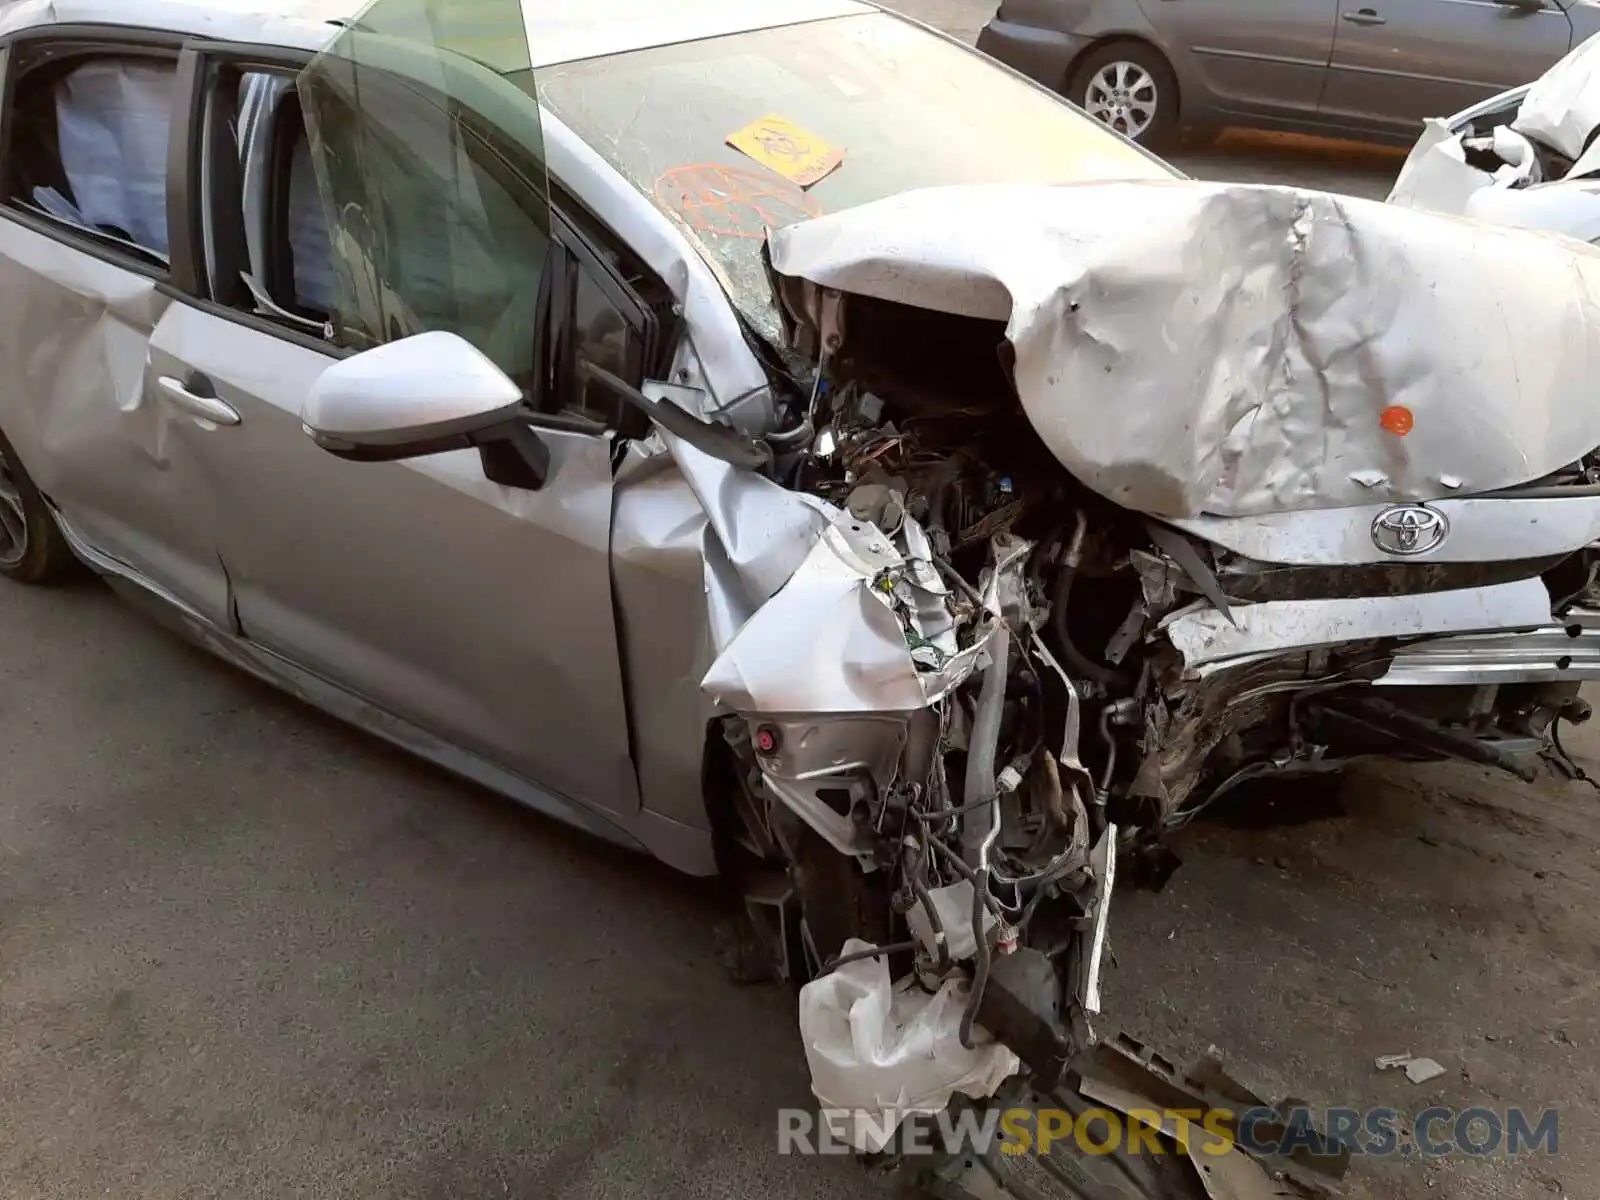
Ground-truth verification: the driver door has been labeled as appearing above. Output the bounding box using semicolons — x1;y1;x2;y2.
151;10;645;821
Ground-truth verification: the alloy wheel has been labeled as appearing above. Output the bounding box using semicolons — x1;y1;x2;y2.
1085;61;1159;140
0;446;29;569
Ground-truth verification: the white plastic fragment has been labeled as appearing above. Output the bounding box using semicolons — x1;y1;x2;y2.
1376;1052;1448;1084
1405;1057;1448;1084
799;939;1020;1153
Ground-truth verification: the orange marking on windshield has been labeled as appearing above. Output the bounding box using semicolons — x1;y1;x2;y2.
653;164;824;240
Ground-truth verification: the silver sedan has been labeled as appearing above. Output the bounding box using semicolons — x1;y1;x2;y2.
977;0;1600;144
6;1;1600;1194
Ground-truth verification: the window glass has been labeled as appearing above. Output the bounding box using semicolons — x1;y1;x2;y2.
235;73;334;319
297;1;552;387
6;56;178;262
534;13;1171;343
565;262;640;427
284;125;334;313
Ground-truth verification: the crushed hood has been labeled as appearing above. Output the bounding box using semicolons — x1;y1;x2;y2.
769;180;1600;519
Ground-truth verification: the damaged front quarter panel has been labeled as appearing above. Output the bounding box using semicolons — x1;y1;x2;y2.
695;448;1143;1185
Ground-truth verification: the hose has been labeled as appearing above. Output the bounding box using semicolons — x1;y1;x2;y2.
1052;512;1137;693
822;939;919;975
923;835;1016;919
962;624;1011;870
958;866;992;1050
912;877;952;974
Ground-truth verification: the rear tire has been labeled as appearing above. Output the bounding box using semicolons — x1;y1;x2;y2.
1068;42;1179;146
0;428;80;585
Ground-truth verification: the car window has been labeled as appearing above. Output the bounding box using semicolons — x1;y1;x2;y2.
3;53;179;266
193;64;336;339
560;253;644;429
296;5;552;391
238;73;335;319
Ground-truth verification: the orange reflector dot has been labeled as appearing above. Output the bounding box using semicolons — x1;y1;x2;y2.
1379;405;1414;437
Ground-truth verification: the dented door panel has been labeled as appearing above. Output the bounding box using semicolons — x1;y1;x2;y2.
0;218;230;627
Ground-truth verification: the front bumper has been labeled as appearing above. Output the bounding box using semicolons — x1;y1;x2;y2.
1165;578;1600;686
1380;608;1600;686
1164;576;1557;672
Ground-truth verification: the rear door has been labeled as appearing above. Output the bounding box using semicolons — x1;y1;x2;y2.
0;30;231;627
1320;0;1573;135
1140;0;1340;119
151;17;646;820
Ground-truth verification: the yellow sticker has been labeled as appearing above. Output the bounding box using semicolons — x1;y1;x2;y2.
725;114;845;188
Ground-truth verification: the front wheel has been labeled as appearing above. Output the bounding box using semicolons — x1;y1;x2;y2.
1069;43;1179;146
0;429;80;585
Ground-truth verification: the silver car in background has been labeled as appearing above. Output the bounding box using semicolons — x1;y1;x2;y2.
978;0;1600;144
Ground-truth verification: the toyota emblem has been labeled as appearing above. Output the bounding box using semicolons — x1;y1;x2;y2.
1371;504;1448;556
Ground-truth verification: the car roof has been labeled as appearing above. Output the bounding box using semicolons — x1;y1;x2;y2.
0;0;875;65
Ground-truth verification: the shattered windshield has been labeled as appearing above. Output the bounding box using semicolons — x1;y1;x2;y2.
534;14;1174;342
297;3;1171;358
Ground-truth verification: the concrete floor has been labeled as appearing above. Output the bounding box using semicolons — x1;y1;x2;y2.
3;5;1592;1200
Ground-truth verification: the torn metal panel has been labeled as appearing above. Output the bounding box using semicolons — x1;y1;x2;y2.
1163;578;1553;671
799;939;1021;1154
1512;29;1600;160
700;510;1011;714
770;181;1600;518
1082;824;1117;1017
1388;37;1600;244
1465;180;1600;242
660;431;834;648
1386;118;1498;214
1386;117;1600;240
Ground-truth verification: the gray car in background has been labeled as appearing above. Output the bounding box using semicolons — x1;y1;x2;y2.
978;0;1600;144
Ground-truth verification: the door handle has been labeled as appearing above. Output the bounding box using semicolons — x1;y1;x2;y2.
157;374;240;427
1343;7;1387;23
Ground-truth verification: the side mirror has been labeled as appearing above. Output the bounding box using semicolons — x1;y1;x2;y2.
302;330;549;489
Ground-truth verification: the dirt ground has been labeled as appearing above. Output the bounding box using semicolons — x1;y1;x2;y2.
1108;735;1600;1200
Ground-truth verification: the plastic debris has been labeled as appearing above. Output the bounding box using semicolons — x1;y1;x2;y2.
1376;1051;1448;1084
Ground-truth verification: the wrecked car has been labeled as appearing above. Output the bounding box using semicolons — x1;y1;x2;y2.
4;0;1600;1195
1388;28;1600;239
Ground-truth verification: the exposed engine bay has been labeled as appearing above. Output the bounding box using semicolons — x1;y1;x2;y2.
688;200;1600;1192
